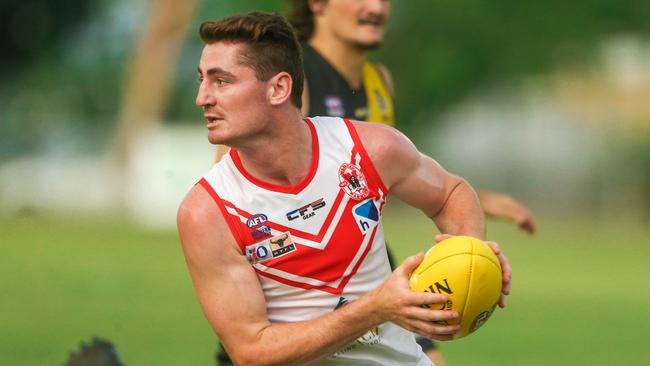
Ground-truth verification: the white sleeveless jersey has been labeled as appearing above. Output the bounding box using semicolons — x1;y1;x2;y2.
199;116;431;366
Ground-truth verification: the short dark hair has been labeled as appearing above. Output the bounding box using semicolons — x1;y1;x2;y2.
200;12;304;108
285;0;314;42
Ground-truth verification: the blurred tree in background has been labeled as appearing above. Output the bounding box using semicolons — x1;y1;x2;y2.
0;0;97;76
1;0;648;158
0;0;128;159
379;0;650;133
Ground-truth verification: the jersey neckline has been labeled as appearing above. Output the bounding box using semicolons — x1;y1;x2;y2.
229;118;320;194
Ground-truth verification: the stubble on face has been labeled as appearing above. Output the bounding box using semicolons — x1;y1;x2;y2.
197;42;269;147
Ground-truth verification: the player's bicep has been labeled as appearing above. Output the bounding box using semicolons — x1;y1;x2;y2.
177;186;270;347
389;153;456;218
353;121;459;217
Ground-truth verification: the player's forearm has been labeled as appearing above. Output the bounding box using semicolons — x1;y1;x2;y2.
228;294;383;366
432;179;486;239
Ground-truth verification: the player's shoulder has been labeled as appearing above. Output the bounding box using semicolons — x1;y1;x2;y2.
349;120;419;174
350;120;413;152
177;183;242;258
177;183;224;233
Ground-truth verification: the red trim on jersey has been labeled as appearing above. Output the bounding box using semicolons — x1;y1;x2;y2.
219;188;346;246
204;117;389;293
253;222;380;294
196;178;247;245
343;119;389;194
228;118;319;195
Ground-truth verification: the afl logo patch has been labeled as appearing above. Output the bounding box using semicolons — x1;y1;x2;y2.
246;214;268;229
338;163;369;200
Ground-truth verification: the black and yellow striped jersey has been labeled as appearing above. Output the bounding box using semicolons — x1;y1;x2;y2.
302;43;394;126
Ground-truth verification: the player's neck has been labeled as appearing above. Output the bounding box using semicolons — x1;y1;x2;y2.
235;110;314;187
308;36;367;89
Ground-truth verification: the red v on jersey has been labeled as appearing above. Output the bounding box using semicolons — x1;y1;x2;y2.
199;117;388;295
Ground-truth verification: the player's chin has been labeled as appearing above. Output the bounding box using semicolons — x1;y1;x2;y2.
355;39;383;51
207;131;227;145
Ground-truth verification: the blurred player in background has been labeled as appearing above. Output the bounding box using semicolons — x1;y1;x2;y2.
182;12;511;366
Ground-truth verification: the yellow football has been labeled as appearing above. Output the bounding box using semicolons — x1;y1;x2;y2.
409;236;502;339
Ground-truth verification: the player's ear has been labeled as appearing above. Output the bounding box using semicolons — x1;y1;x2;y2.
268;72;292;106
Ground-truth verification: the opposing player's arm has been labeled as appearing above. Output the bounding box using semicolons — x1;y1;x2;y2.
177;185;457;365
354;121;484;239
478;190;536;234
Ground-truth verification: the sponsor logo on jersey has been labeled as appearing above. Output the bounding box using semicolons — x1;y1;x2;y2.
245;232;296;265
247;214;271;240
338;163;369;200
334;296;349;310
352;199;379;234
332;296;381;351
324;95;344;117
251;225;271;240
286;198;326;221
356;327;380;345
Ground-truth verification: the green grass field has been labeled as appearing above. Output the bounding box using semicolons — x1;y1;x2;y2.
1;208;649;365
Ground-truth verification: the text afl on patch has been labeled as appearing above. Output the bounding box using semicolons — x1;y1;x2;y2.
246;214;268;229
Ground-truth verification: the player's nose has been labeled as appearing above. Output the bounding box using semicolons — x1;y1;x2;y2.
364;0;386;15
195;81;215;107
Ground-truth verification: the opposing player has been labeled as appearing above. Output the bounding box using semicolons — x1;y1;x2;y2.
290;0;536;235
178;12;511;366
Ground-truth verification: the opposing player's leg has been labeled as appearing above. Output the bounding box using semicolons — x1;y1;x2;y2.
64;337;124;366
416;336;448;366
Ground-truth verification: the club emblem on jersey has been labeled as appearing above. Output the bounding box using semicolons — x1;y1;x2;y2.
245;231;296;265
338;163;369;200
324;95;344;117
352;199;379;234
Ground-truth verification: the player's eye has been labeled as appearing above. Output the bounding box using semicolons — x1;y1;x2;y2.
216;79;229;86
